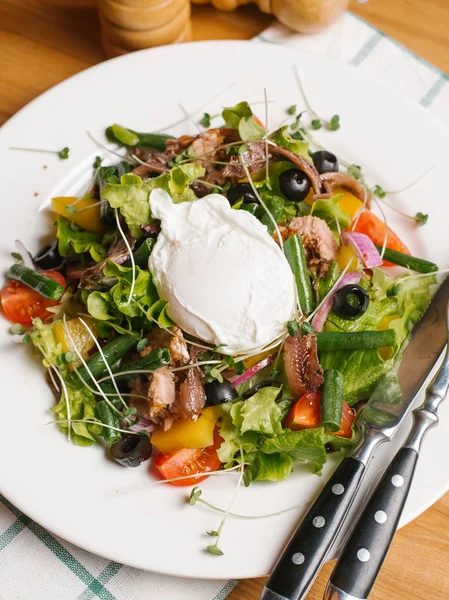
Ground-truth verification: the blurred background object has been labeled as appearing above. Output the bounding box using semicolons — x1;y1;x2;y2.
99;0;349;57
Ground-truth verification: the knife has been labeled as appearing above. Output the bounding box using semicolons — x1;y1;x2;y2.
260;276;449;600
324;299;449;600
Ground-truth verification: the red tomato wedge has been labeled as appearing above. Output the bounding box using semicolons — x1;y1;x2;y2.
1;270;66;326
352;211;410;266
154;431;222;486
285;391;321;430
285;391;355;439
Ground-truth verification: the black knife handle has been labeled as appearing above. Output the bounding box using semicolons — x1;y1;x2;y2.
327;447;418;600
261;456;365;600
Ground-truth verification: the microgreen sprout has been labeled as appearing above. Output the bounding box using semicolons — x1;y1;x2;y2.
240;160;283;249
189;484;313;519
415;212;428;226
35;342;71;442
263;88;270;186
62;319;122;418
347;164;362;180
205;447;245;556
9;146;70;159
287;320;299;338
328;115;340;131
374;185;386;198
11;323;25;335
11;252;23;263
200;113;214;128
93;156;102;168
136;337;149;353
286;104;297;115
116;465;242;493
294;67;341;132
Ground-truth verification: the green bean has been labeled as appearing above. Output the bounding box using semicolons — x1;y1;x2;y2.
7;264;64;300
317;261;340;300
98;348;171;396
133;239;155;269
67;334;138;389
374;245;438;274
316;329;396;351
321;370;344;432
95;401;121;445
284;234;315;315
105;125;171;151
301;322;315;336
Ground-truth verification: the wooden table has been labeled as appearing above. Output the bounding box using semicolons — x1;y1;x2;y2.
1;1;449;599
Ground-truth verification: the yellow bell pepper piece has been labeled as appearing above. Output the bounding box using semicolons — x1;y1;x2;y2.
54;317;97;358
243;349;276;370
304;189;315;207
52;196;105;234
336;245;359;271
151;407;220;453
378;315;400;360
334;186;364;220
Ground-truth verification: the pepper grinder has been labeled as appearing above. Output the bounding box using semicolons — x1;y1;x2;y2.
99;0;192;58
191;0;349;34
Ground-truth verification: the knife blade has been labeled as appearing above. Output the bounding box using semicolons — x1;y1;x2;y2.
260;276;449;600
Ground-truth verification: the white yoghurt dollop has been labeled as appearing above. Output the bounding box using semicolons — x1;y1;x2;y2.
148;189;296;355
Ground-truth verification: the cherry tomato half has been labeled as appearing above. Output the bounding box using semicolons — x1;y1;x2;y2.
154;429;223;486
1;270;66;326
285;390;355;439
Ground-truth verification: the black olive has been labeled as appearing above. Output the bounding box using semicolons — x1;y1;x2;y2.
242;381;282;400
332;284;370;320
227;183;258;206
204;379;238;406
110;434;152;467
311;150;339;174
279;169;311;202
33;240;64;270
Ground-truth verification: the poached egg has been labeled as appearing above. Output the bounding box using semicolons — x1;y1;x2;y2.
148;189;296;355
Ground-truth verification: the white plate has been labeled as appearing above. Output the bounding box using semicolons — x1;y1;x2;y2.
1;41;449;580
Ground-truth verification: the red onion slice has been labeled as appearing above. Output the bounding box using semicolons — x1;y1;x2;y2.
342;231;383;269
15;240;35;270
232;355;274;387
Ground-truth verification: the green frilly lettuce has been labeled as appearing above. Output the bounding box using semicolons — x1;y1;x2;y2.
320;269;437;403
56;217;106;262
51;386;102;447
218;387;352;482
101;165;205;238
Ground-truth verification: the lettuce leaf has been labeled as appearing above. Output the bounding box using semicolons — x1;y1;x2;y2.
222;101;253;129
230;387;283;435
217;387;282;464
245;451;294;483
102;260;158;318
101;165;205;238
260;427;329;473
217;387;338;478
311;195;350;232
56;217;106;262
31;319;63;366
320;270;436;403
269;127;311;161
51;386;102;447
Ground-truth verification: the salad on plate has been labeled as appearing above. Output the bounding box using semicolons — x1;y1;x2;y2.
2;99;439;507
